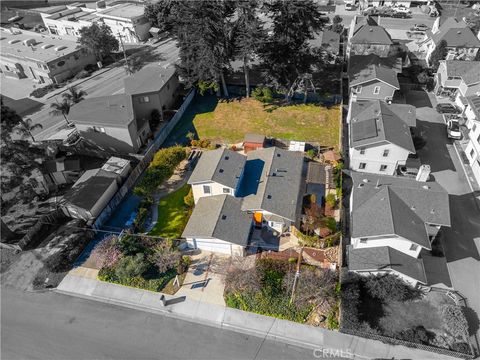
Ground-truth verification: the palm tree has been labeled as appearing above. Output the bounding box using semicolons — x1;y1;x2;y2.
50;100;71;125
16;118;43;142
62;86;87;104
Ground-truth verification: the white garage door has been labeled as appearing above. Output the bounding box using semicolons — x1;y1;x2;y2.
189;238;232;255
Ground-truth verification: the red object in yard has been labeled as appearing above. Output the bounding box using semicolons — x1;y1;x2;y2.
244;133;266;153
323;150;341;163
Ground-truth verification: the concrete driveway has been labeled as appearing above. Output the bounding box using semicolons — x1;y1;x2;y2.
406;90;480;342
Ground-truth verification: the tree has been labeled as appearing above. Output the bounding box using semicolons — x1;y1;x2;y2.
91;235;122;268
429;40;448;70
49;100;71;125
259;0;328;98
148;241;181;274
283;267;336;307
364;274;422;302
15;117;42;142
78;23;119;62
144;0;179;34
302;202;326;235
114;253;149;281
330;15;343;34
61;86;86;104
442;305;469;341
233;0;266;97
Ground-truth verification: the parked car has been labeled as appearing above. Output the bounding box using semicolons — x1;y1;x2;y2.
447;119;462;140
391;12;411;18
345;3;355;11
399;166;419;178
436;103;461;114
393;5;411;13
410;24;429;31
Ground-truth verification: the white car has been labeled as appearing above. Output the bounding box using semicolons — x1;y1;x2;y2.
345;3;355;11
447;119;462;140
393;6;411;13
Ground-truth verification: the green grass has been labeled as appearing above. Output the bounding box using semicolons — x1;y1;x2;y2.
189;96;341;148
149;184;191;239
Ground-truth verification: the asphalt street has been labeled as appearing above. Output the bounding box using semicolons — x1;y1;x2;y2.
1;287;347;360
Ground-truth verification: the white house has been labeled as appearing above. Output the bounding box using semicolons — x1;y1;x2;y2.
188;148;246;204
182;195;252;256
348;100;416;175
434;60;480;110
347;172;451;286
465;95;480;186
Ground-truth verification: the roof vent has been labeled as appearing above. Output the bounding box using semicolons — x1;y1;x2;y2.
41;44;54;49
277;153;281;157
358;183;364;188
54;45;67;51
224;156;229;160
221;215;227;220
267;195;272;199
8;39;20;44
411;205;416;210
422;185;430;190
362;178;369;183
430;208;435;214
369;28;373;32
457;30;462;34
272;172;276;176
219;169;224;173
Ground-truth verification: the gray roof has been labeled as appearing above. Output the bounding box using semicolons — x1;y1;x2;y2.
124;66;177;95
66;176;116;211
442;60;480;86
244;133;266;144
351;17;393;45
350;100;415;152
348;54;402;82
349;63;400;88
188;148;246;189
182;195;252;246
239;147;305;222
430;17;480;48
306;162;327;184
69;94;134;127
350;172;451;242
348;245;427;284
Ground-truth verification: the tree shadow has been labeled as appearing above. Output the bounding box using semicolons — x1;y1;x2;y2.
463;306;480;336
127;46;167;73
405;90;433;108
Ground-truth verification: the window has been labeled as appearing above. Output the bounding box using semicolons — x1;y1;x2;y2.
93;126;105;133
383;149;389;157
359;238;368;244
203;185;211;194
373;86;380;95
359;162;366;169
359;147;366;155
138;96;150;103
379;164;388;172
409;244;418;251
355;86;362;94
223;188;230;194
57;61;65;67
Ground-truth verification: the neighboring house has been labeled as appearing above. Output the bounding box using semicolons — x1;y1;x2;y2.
465;95;480;186
434;60;480;110
243;133;266;153
69;94;150;153
38;2;151;44
124;66;179;123
423;17;480;66
182;195;252;256
347;16;394;58
347;172;451;286
310;29;341;56
188;148;246;202
184;146;306;255
348;100;416;175
0;27;95;84
349;61;400;102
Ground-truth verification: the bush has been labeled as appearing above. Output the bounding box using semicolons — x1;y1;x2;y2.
325;217;337;233
340;281;361;329
118;235;145;256
30;84;59;98
325;193;336;208
364;274;422;302
190;138;212;149
450;342;470;354
252;87;274;103
114;253;149;281
90;235;122;268
442;305;469;340
98;266;176;292
74;70;91;80
148;241;181;274
183;188;194;208
396;326;433;344
306;149;316;159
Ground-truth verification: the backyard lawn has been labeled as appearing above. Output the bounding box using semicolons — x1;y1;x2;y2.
149;184;191;239
189;96;341;147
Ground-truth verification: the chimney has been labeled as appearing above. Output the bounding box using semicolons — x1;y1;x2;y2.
416;164;431;182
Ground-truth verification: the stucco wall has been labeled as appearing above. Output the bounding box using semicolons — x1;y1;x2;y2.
75;122;138;153
186;237;245;256
191;181;234;203
351;80;397;101
349;143;411;175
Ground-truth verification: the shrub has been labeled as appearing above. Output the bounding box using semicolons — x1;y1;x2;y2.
118;235;145;256
325;217;337;233
340;281;361;329
74;70;91;80
98;266;176;292
364;274;422;302
133;207;149;232
30;84;59;98
306;149;316;159
252;87;274;103
396;326;433;344
183;188;194;208
114;253;149;281
442;305;469;340
326;305;339;330
451;342;470;354
148;241;181;274
325;193;336;208
90;235;122;268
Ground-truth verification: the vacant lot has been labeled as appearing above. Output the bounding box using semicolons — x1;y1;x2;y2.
188;96;340;147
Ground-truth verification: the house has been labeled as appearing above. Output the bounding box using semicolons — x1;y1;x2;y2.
464;95;480;186
434;60;480;110
349;60;400;102
182;195;252;256
347;172;451;286
347;16;394;58
38;2;151;44
310;30;341;56
0;28;96;85
188;148;246;202
184;146;306;255
423;17;480;66
348;100;416;175
124;66;179;122
69;94;150;154
243;133;266;153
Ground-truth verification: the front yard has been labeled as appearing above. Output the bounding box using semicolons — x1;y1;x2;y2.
188;96;341;147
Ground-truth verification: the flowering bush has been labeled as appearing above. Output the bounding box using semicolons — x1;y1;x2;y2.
90;235;122;269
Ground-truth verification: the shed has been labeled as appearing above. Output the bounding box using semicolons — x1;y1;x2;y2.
243;133;265;153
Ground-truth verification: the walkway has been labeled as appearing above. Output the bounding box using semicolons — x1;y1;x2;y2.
56;273;460;360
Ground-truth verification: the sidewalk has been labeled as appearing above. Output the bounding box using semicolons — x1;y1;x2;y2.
56;273;460;360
